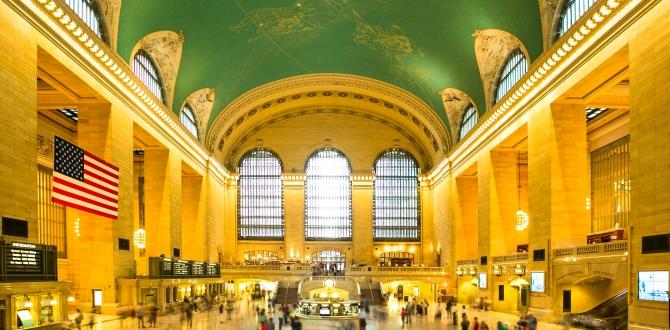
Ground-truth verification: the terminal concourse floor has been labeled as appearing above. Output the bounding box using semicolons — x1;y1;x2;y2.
73;298;576;329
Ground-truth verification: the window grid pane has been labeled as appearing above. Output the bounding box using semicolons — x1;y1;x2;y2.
305;148;352;240
373;149;420;242
180;105;199;138
238;149;284;240
494;50;528;104
591;136;630;232
37;165;67;259
458;106;477;141
63;0;104;41
132;51;165;103
556;0;598;40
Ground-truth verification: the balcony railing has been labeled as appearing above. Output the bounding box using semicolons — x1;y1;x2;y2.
456;259;479;266
553;240;627;258
492;253;528;263
218;264;447;276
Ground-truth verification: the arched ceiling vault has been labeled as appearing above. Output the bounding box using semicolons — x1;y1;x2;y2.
206;74;447;172
118;0;543;130
226;107;434;172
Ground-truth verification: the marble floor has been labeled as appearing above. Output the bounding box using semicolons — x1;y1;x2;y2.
69;298;574;330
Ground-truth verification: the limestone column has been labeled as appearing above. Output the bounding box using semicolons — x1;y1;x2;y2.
352;178;373;266
628;11;670;329
527;103;589;310
0;2;38;238
420;182;435;266
222;181;238;262
283;177;304;262
204;170;226;263
143;148;182;259
75;103;134;314
181;174;204;260
453;175;478;262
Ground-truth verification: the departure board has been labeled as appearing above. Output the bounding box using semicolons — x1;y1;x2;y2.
1;241;57;282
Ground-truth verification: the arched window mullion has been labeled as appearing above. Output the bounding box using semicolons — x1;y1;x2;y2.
555;0;598;41
458;105;477;141
494;49;528;105
132;50;166;104
238;149;284;240
180;104;199;138
63;0;106;43
373;148;420;242
305;148;352;241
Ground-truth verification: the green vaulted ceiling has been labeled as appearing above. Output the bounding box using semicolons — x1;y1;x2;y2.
118;0;542;128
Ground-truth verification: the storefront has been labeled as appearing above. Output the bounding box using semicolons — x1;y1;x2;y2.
0;240;69;329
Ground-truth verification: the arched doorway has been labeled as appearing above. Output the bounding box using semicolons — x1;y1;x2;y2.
311;250;346;276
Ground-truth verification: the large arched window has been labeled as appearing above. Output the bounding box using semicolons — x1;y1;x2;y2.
373;149;420;241
132;50;165;103
555;0;598;41
238;149;284;240
458;105;477;141
494;49;528;104
64;0;106;42
180;104;199;138
305;148;352;241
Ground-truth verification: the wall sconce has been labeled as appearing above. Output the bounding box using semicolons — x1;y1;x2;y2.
468;267;477;276
48;293;57;306
456;268;464;276
67;295;75;303
492;266;502;276
514;264;526;275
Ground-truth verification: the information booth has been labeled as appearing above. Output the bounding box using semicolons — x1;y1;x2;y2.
0;240;69;330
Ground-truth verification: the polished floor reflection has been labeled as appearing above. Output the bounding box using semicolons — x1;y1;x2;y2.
71;295;577;330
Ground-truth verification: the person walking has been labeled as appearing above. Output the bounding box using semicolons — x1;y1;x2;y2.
87;311;96;330
136;304;145;328
480;321;490;330
73;309;84;330
451;303;458;326
358;306;367;329
461;313;471;330
225;299;234;320
268;317;276;330
149;304;158;327
473;316;480;330
405;301;413;324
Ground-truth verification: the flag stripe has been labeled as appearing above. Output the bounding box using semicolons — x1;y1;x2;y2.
84;164;119;184
54;173;117;198
52;188;118;212
84;151;119;171
53;177;118;204
52;197;117;219
84;159;119;180
84;169;118;189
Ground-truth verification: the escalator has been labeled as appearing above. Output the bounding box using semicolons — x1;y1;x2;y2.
564;290;627;330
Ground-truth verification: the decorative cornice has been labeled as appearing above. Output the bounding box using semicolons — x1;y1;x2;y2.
17;0;231;183
206;73;451;155
224;106;432;171
429;0;644;183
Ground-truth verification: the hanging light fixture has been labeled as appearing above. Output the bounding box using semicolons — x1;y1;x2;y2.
516;152;529;231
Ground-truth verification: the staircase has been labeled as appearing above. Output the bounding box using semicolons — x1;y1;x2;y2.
275;283;300;305
360;281;384;305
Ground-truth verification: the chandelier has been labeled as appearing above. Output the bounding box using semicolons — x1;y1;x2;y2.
134;228;147;249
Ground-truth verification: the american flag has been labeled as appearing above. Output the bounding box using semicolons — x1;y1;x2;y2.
52;136;119;219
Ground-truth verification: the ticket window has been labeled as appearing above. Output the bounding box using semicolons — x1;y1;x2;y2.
13;293;61;329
